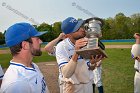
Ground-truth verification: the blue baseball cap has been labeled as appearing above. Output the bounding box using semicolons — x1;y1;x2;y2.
61;17;84;34
5;22;48;47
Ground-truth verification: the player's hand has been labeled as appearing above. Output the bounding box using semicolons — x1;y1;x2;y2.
135;56;140;62
90;55;102;64
58;33;65;40
75;38;88;50
96;60;102;67
88;55;100;70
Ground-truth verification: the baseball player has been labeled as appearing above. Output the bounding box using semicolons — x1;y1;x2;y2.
55;17;103;93
131;33;140;93
93;60;104;93
44;33;66;93
0;23;50;93
0;65;4;87
92;40;105;93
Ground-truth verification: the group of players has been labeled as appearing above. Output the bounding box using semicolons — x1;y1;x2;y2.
0;16;139;93
45;17;104;93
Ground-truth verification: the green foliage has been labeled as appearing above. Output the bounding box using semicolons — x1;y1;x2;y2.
52;22;62;38
0;12;140;44
101;12;140;40
0;39;5;45
0;32;5;45
36;22;62;42
0;32;4;39
37;23;53;42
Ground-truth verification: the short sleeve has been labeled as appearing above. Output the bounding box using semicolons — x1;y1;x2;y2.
55;43;69;68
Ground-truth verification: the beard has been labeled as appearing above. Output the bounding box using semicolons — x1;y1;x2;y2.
31;49;42;56
30;44;42;56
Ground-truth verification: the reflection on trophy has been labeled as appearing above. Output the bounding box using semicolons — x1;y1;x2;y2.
75;17;107;59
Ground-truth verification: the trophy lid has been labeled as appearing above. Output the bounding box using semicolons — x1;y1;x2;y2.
85;17;104;27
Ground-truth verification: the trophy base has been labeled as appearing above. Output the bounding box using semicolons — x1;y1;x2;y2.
75;47;108;59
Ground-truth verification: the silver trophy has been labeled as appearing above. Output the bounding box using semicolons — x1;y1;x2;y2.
76;17;107;59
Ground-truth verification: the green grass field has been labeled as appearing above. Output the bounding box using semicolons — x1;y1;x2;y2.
103;42;134;45
0;52;56;68
102;48;134;93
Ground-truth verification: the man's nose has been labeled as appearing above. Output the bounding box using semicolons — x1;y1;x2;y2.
39;39;43;44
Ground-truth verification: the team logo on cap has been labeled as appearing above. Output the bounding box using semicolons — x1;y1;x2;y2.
69;18;77;23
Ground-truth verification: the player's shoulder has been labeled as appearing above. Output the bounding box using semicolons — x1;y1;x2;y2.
32;62;38;68
56;38;68;48
57;38;67;45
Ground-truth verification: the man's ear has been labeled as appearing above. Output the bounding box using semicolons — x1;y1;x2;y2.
21;41;29;50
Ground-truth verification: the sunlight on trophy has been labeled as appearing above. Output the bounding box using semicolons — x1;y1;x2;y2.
76;17;108;59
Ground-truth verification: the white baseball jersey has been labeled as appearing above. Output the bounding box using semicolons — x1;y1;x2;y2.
0;65;4;80
0;61;49;93
56;38;94;92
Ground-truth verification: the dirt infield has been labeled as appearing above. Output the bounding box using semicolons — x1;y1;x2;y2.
105;45;132;48
36;62;59;93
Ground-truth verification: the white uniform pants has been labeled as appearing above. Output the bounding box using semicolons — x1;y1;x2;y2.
134;71;140;93
93;66;102;87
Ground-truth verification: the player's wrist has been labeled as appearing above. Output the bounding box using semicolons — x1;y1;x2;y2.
88;63;96;70
90;63;96;67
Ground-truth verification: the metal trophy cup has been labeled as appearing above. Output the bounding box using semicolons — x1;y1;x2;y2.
75;17;107;59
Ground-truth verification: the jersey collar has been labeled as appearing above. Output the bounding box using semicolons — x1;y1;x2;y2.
10;61;36;72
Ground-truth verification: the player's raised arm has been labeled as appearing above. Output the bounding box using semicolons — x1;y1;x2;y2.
44;33;65;54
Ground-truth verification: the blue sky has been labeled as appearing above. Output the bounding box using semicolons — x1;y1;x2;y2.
0;0;140;33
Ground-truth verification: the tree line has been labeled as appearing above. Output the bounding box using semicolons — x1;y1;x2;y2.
0;12;140;45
